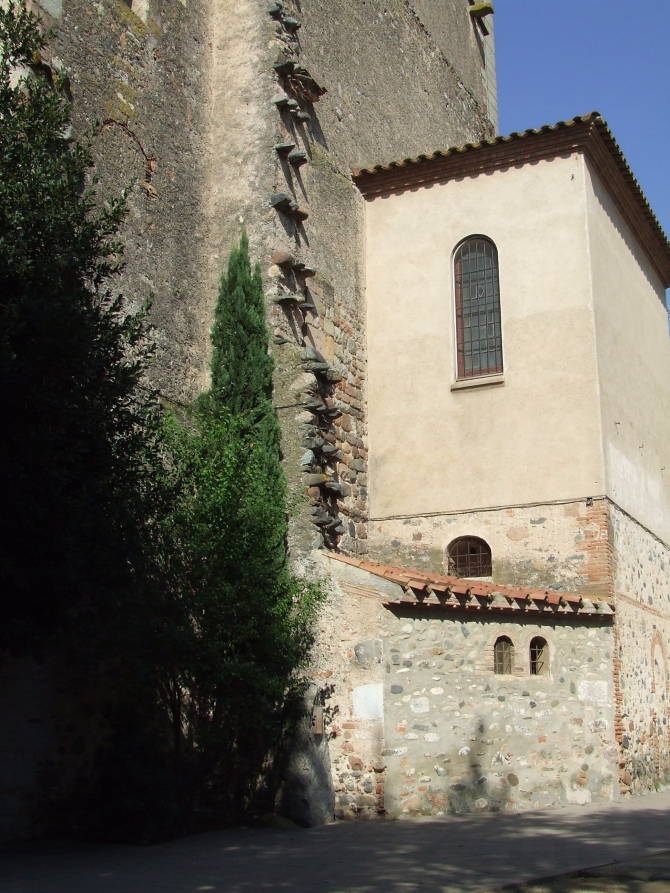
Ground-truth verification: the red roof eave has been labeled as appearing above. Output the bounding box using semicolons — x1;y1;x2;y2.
352;113;670;291
326;552;614;618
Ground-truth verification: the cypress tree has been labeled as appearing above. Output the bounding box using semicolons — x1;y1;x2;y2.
204;230;286;572
136;233;322;823
209;230;275;419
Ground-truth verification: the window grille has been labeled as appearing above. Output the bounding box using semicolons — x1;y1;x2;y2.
494;636;514;675
454;237;503;379
530;637;549;676
447;536;492;578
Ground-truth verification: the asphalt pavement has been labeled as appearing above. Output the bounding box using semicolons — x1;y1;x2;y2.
3;790;670;893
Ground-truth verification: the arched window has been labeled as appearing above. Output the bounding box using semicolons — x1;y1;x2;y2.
454;237;503;379
447;536;492;578
530;637;549;676
494;636;514;675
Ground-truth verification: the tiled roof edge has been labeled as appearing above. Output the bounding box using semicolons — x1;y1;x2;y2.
352;114;600;178
352;113;670;289
325;552;615;617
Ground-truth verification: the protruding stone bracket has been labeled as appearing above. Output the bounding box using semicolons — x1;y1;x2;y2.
468;1;494;36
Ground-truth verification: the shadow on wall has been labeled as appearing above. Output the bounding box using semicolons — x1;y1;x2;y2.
3;797;670;892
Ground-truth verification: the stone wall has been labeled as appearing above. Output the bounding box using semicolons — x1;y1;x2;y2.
259;0;496;559
367;498;613;596
32;0;214;404
35;0;496;559
322;556;618;818
305;554;392;821
611;504;670;795
1;0;498;836
381;610;617;816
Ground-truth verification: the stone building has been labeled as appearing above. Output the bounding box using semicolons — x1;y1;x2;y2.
312;114;670;819
2;0;669;833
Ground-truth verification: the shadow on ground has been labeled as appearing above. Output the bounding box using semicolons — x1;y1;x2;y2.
2;792;670;893
490;851;670;893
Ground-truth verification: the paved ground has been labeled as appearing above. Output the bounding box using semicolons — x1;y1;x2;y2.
3;792;670;893
493;850;670;893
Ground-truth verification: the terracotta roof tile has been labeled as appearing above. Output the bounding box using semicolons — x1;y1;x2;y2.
326;552;614;618
352;113;670;290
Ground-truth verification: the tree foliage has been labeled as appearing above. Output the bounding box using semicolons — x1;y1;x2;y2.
0;0;156;652
0;3;322;841
141;235;321;823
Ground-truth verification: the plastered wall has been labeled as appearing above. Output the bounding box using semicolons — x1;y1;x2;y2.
585;162;670;546
365;153;604;521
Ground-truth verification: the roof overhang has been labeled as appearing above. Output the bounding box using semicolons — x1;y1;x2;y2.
327;552;614;620
353;114;670;290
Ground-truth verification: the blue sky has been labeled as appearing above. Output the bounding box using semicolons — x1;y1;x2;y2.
495;0;670;237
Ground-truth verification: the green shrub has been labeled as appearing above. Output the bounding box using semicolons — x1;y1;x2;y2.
0;2;322;840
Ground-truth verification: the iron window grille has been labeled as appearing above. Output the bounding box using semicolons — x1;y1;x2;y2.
494;636;514;675
454;237;503;379
447;536;492;578
530;637;549;676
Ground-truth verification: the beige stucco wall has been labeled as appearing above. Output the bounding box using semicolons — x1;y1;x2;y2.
365;153;605;521
584;164;670;545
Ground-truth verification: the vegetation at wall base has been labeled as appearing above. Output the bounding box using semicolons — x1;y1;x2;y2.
0;2;322;843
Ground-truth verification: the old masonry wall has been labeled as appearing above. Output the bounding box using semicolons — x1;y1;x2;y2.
26;0;497;562
231;0;498;564
612;504;670;795
367;498;614;598
320;557;618;819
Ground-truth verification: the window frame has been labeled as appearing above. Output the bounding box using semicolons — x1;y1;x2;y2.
446;536;492;578
493;635;514;676
452;235;504;382
529;636;550;677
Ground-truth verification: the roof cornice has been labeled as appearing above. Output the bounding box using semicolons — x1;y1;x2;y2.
353;114;670;290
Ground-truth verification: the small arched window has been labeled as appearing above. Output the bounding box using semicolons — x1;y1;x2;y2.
494;636;514;675
530;637;549;676
447;536;492;578
454;236;503;379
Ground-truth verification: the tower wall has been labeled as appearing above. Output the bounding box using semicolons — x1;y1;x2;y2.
2;0;496;836
31;0;497;559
